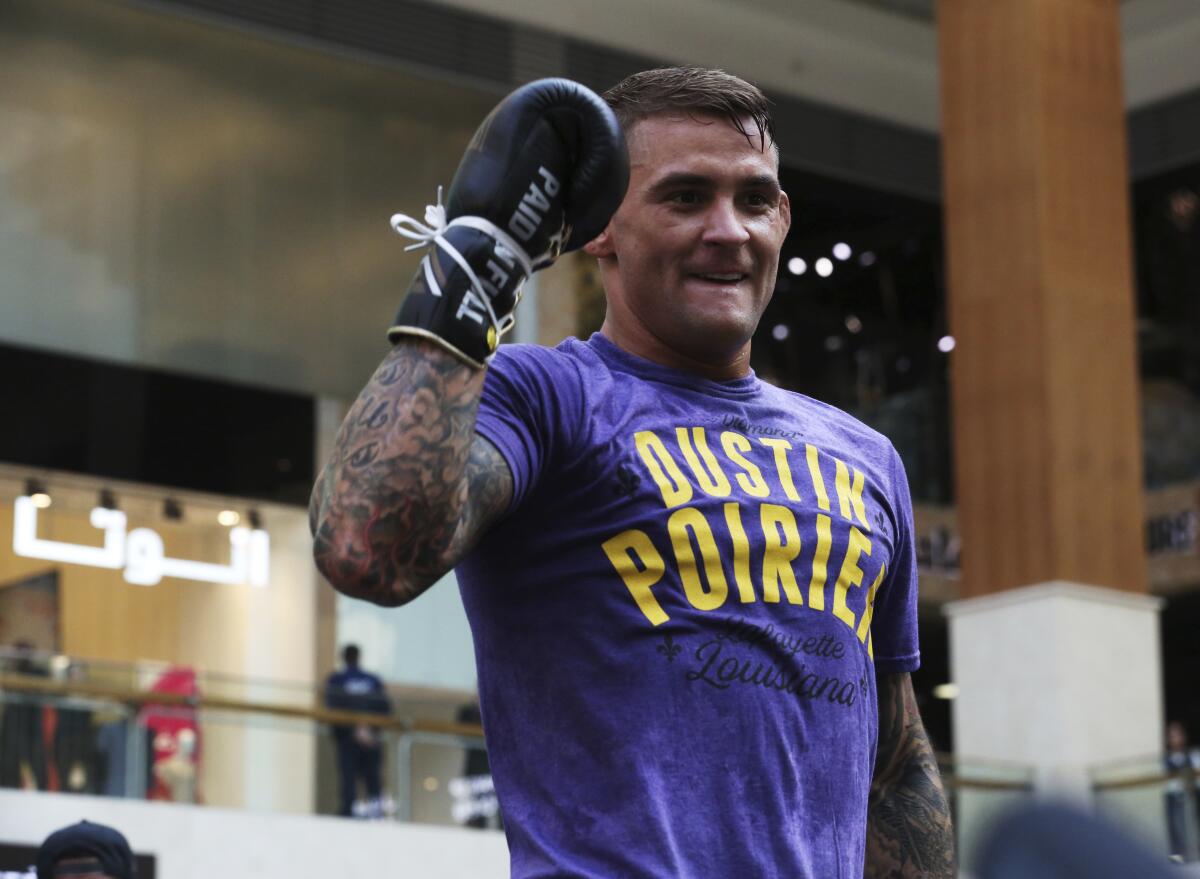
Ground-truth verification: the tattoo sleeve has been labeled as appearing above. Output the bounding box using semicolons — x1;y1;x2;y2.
865;673;955;879
309;339;513;606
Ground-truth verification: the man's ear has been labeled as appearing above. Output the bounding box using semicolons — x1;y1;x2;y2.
583;225;615;259
779;190;792;236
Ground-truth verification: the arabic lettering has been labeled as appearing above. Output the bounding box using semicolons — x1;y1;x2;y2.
12;496;270;588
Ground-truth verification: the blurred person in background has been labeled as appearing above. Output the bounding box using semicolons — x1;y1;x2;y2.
324;643;391;818
0;641;49;791
52;660;102;795
454;699;497;830
1165;720;1200;860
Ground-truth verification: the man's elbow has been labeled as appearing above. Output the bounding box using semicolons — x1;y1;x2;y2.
311;529;419;609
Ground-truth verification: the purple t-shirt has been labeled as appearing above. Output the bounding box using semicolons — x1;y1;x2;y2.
458;333;920;879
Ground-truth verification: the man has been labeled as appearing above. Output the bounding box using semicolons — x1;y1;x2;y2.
324;644;391;818
312;68;954;876
36;821;134;879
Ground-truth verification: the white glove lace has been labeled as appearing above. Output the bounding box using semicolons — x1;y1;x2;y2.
390;187;535;341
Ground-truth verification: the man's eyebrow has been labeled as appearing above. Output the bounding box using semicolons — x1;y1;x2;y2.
648;172;714;192
742;174;781;191
647;172;781;193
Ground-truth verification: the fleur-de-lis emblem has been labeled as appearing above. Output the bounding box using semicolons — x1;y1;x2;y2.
615;461;641;497
657;634;682;663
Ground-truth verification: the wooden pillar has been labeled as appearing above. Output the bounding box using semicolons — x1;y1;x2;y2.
938;0;1147;597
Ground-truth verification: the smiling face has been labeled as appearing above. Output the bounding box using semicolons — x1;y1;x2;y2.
587;113;791;379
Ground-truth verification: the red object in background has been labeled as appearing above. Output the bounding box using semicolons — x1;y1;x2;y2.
140;666;202;803
40;707;58;791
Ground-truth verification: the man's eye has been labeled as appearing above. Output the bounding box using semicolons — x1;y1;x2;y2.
670;191;702;205
745;192;772;208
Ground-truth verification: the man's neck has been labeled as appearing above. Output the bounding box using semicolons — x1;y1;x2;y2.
598;317;752;382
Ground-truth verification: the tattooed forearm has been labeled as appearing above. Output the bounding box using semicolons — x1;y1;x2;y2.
309;339;512;606
865;673;955;879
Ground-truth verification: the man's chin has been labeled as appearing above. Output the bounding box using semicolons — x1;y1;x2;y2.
663;318;757;365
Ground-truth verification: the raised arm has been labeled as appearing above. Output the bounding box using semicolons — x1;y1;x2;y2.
309;79;628;607
865;672;955;878
309;340;511;606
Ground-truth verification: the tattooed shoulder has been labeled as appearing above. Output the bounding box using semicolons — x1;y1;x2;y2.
461;434;514;546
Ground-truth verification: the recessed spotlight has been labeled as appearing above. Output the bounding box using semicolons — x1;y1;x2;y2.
423;776;440;792
787;257;807;276
938;335;956;353
25;479;50;507
815;258;834;278
845;315;862;334
772;324;790;341
933;683;960;700
833;242;852;261
218;510;241;527
824;335;844;352
25;477;49;504
859;251;877;267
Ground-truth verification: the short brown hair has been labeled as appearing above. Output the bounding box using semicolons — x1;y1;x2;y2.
602;67;775;152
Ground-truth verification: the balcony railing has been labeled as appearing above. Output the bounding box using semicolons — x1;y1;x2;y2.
0;652;1071;849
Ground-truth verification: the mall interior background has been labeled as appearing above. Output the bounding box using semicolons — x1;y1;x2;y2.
0;0;1199;874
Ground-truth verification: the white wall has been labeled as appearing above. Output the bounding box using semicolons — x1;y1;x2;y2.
0;790;509;879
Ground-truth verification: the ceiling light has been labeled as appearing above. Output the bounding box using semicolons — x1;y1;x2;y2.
772;324;790;341
218;510;241;527
815;258;834;278
833;242;852;261
787;257;807;276
25;479;51;508
938;335;956;353
845;315;862;334
859;251;877;267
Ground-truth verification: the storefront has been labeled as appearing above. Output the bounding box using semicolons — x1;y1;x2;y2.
0;460;318;812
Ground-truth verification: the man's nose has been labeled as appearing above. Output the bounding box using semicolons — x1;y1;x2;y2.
701;199;751;246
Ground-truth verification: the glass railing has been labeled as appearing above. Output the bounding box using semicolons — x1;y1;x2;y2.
5;647;1050;844
936;754;1036;872
0;647;488;828
1092;753;1200;864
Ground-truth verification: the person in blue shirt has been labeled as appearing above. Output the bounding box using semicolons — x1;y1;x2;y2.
324;644;391;817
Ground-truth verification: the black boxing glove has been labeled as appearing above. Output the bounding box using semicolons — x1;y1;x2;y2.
388;78;629;367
